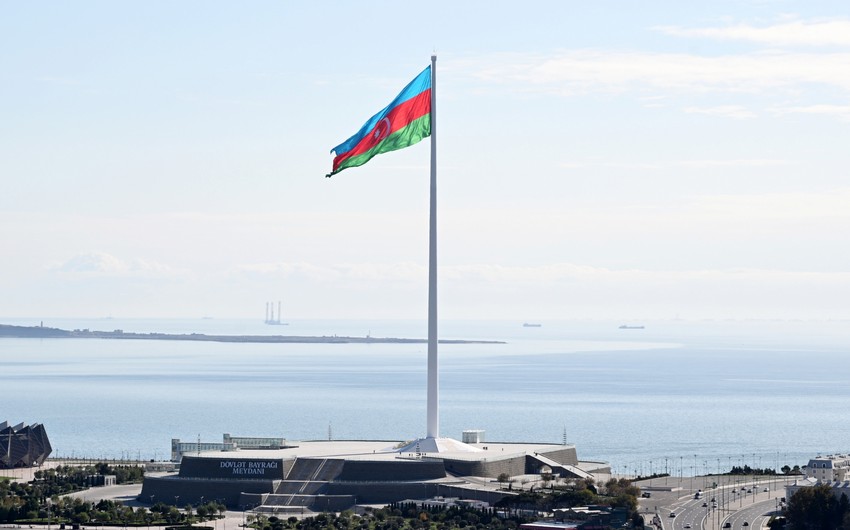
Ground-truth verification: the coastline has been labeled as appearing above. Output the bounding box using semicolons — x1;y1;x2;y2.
0;323;504;345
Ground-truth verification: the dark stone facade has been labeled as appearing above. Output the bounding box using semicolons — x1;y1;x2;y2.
140;475;280;506
336;460;446;481
178;456;287;480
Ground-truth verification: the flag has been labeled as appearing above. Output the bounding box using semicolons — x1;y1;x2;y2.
327;66;431;177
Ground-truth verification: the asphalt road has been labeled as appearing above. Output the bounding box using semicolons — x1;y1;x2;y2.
637;474;793;530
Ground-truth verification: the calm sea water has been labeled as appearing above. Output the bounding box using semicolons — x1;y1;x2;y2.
1;317;848;476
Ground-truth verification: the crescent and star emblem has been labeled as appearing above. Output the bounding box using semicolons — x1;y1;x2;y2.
373;117;391;142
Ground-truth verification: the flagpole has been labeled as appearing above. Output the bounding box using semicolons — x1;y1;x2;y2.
426;54;439;440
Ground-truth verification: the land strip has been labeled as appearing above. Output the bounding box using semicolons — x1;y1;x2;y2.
0;323;503;344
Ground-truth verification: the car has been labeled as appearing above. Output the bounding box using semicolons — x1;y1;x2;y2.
685;524;692;529
747;489;753;493
669;512;676;518
743;522;749;527
711;497;716;502
723;523;731;528
763;487;769;492
702;502;708;507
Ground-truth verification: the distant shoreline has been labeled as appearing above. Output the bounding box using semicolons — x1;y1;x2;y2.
0;323;504;345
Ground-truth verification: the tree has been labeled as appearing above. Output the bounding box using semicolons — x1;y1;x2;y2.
785;485;846;530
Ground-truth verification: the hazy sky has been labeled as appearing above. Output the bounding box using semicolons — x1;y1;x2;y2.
3;1;849;321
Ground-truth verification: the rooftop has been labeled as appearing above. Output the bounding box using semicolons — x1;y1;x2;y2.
191;439;575;462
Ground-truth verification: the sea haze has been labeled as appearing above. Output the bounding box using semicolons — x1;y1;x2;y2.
1;317;847;474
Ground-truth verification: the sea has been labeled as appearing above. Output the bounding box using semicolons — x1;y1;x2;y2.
1;317;848;477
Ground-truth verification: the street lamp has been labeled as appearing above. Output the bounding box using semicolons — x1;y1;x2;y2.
691;454;696;492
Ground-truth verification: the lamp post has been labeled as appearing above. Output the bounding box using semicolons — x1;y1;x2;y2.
752;452;756;500
691;454;696;492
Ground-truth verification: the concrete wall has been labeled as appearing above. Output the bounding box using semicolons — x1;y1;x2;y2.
243;492;354;512
140;475;279;508
536;446;578;466
434;484;513;505
337;460;446;481
325;481;441;504
442;455;526;478
582;462;611;475
324;481;514;506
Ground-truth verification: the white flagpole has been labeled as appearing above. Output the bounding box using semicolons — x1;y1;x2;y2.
426;54;439;440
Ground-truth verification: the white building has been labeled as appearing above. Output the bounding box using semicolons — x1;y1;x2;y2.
805;454;850;482
786;477;850;502
171;434;289;461
171;438;236;461
785;453;850;503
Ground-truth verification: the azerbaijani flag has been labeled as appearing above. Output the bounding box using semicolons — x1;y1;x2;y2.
327;66;431;177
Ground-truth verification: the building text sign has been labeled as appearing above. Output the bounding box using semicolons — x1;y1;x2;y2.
219;460;279;476
178;456;285;480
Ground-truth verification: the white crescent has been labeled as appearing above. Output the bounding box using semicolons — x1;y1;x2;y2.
373;117;391;141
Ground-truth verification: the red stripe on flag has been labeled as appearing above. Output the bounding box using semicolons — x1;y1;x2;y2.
333;89;431;171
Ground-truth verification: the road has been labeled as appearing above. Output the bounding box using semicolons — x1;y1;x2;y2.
637;474;792;530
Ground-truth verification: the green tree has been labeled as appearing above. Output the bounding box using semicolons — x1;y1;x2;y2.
786;485;845;530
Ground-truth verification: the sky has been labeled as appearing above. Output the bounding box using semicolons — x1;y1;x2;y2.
2;1;849;321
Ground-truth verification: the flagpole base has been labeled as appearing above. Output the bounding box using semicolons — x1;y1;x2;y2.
394;437;481;454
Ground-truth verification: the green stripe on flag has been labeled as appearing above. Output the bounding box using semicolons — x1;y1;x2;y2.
334;114;431;173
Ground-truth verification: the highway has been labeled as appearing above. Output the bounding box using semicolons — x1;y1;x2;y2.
638;474;792;530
